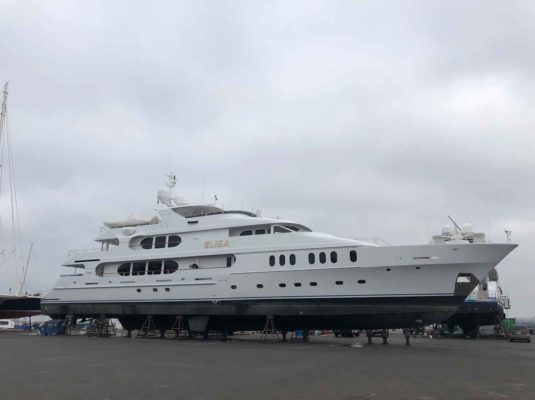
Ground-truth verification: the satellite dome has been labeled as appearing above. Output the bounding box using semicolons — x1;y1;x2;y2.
462;223;474;234
441;225;452;235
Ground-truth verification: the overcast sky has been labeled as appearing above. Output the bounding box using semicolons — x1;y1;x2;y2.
1;0;534;317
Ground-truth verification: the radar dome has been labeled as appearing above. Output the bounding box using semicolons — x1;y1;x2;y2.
157;190;174;207
441;225;452;235
461;223;473;234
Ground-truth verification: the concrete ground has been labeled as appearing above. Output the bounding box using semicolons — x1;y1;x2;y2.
0;331;534;400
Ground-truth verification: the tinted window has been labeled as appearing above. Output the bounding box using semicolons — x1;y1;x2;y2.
163;260;178;274
148;261;162;275
330;251;337;263
231;285;237;289
279;283;286;288
335;281;343;285
279;255;286;266
310;282;317;286
350;250;357;262
290;254;296;265
294;282;301;287
255;229;266;235
141;237;153;249
226;256;234;267
319;252;326;264
269;255;275;267
273;225;291;233
308;253;315;264
118;263;131;276
154;236;166;249
256;284;263;288
240;231;253;236
132;262;146;276
168;235;181;247
358;279;366;284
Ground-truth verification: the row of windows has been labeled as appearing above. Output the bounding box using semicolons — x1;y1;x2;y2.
136;287;171;293
230;280;366;289
269;250;358;267
140;235;181;249
118;260;178;276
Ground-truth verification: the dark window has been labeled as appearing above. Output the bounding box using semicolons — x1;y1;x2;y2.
358;280;366;284
386;268;391;271
319;252;326;264
152;288;158;292
226;256;234;267
118;263;131;276
255;229;266;235
294;282;302;287
269;255;275;267
279;255;286;266
140;237;153;249
273;225;291;233
330;251;337;263
148;261;162;275
290;254;296;265
165;288;170;292
284;225;300;232
256;284;263;289
240;230;253;236
335;281;343;285
310;282;317;286
132;262;146;276
154;236;166;249
416;266;421;270
231;285;237;289
168;235;181;247
163;260;178;274
350;250;357;262
279;283;286;288
136;288;141;293
308;253;315;264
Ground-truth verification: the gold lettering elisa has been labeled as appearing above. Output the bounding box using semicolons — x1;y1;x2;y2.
204;240;230;248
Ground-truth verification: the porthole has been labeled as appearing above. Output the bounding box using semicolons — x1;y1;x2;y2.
279;255;286;266
290;254;296;265
330;252;338;263
357;280;366;284
153;288;158;292
319;252;326;264
136;288;141;293
310;282;317;286
386;268;391;271
165;288;170;292
335;281;343;285
294;282;301;287
416;266;421;270
308;253;315;264
231;285;237;289
257;284;264;289
269;255;275;267
349;250;357;262
279;283;286;288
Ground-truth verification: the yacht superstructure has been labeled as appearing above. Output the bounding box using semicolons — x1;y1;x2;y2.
42;185;517;333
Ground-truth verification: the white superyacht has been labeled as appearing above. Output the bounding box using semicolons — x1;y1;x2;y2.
42;178;517;333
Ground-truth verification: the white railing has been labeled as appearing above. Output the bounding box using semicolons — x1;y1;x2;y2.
67;248;102;262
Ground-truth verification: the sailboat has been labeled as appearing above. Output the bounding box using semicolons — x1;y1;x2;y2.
0;82;41;319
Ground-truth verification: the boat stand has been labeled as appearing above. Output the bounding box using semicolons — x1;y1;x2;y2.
136;315;157;338
260;315;280;342
87;317;116;337
169;315;189;339
64;315;78;336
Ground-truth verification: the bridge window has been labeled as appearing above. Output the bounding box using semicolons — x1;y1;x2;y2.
273;225;292;234
279;255;286;266
154;236;166;249
148;261;162;275
163;260;178;274
240;230;253;236
289;254;296;265
319;252;326;264
269;255;275;267
141;237;153;249
255;229;266;235
168;235;181;247
132;262;146;276
350;250;357;262
308;253;315;264
118;263;131;276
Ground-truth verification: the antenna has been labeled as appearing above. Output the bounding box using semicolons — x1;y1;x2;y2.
16;243;33;296
447;215;462;232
